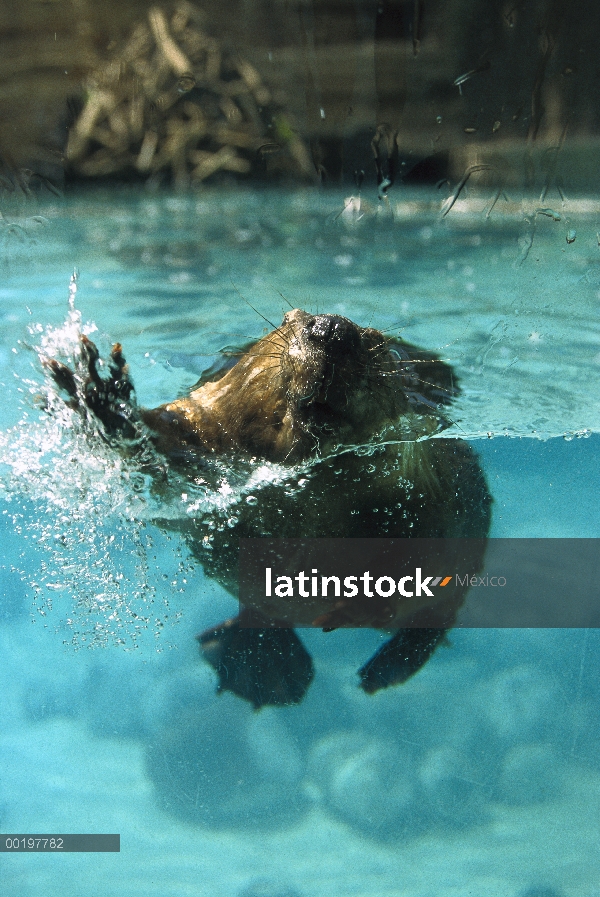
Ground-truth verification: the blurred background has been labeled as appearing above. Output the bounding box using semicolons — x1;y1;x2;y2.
2;0;600;196
2;8;600;896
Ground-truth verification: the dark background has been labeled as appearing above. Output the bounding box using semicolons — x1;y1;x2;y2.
2;0;600;190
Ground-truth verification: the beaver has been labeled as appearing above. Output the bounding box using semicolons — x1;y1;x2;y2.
47;308;491;708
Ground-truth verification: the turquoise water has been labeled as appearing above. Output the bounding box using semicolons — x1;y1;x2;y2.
0;188;599;897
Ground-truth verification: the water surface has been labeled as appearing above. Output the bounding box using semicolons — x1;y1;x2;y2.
0;188;599;897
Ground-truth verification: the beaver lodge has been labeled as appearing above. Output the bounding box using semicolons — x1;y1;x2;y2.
66;3;312;188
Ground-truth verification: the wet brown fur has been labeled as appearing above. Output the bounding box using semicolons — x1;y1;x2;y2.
47;308;491;703
136;310;491;630
139;309;457;464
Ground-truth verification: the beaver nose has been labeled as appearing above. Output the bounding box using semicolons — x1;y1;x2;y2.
306;315;360;356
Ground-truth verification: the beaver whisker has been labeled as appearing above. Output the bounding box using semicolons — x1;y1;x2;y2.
398;355;451;365
401;367;457;392
264;327;289;344
378;323;410;336
236;353;284;362
282;439;307;464
229;326;290;358
229;282;278;331
365;343;389;356
253;363;284;377
408;372;453;389
255;338;288;356
364;334;392;350
364;336;389;350
296;387;320;405
44;305;491;708
276;290;295;311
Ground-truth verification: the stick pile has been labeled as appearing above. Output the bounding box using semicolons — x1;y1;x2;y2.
66;2;311;186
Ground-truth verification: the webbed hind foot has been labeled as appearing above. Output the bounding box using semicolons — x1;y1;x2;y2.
359;628;447;694
198;608;314;709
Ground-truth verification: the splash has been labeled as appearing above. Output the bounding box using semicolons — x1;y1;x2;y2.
0;276;307;648
0;274;184;648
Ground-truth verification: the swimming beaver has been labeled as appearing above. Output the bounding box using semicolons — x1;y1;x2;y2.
47;309;491;708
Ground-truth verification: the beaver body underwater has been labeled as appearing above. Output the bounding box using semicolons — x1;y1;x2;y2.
47;309;491;709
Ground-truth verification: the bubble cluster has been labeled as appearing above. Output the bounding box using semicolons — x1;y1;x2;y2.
0;289;309;650
0;287;183;647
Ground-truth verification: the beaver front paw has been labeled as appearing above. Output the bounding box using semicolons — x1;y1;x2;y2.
45;335;139;439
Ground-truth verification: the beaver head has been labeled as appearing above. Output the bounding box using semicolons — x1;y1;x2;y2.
142;309;457;463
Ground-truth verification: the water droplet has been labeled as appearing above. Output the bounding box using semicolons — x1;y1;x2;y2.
177;73;196;94
257;143;281;158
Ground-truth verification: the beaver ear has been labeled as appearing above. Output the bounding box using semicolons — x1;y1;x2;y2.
389;339;460;407
188;338;261;391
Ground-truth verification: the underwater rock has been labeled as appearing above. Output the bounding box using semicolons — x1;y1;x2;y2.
145;692;307;827
477;665;558;745
142;663;218;735
239;880;302;897
307;731;417;837
517;887;565;897
82;658;159;738
417;744;493;827
495;743;564;805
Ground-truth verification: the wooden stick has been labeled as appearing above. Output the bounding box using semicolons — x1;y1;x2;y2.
148;7;191;77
